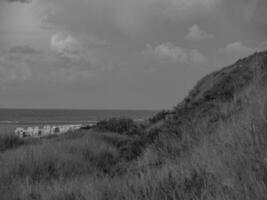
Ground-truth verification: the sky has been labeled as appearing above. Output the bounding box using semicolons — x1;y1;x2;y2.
0;0;266;110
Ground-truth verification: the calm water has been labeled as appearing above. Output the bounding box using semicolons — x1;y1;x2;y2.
0;109;157;134
0;109;157;125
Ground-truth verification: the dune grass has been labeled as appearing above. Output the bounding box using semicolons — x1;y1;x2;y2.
0;85;266;200
0;135;26;152
1;52;267;199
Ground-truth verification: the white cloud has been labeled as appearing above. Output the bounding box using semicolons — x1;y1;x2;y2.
143;43;207;65
50;31;111;61
50;32;82;58
153;43;188;64
186;24;213;41
223;42;255;58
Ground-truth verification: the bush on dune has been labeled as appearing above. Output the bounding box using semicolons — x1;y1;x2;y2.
0;135;25;152
95;117;138;135
148;110;174;123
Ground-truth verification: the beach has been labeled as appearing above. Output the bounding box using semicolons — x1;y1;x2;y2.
0;109;157;135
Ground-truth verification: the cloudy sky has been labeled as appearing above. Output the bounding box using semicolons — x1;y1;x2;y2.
0;0;266;109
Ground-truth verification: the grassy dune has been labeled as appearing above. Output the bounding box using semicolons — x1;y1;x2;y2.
1;51;267;199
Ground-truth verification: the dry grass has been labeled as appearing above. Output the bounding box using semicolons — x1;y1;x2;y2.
0;86;266;200
1;52;267;199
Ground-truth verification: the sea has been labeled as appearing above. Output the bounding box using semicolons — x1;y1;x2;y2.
0;109;157;134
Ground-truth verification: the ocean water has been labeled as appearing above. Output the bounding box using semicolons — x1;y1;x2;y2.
0;109;157;125
0;109;157;134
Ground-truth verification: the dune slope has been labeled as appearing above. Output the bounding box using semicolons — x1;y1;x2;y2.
1;51;267;200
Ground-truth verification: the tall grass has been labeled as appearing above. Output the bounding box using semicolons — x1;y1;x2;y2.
1;53;267;199
1;87;266;200
0;135;25;152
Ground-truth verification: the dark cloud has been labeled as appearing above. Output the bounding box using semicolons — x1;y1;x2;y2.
1;0;266;109
9;45;41;55
5;0;32;3
221;0;267;24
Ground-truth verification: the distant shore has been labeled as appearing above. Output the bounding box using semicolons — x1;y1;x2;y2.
0;109;156;136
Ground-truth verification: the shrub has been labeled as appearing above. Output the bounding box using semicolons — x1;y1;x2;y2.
149;110;173;123
95;117;136;134
0;135;25;152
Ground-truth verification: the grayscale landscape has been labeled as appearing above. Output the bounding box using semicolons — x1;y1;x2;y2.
0;0;267;200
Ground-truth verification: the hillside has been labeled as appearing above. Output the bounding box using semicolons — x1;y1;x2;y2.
0;51;267;200
141;50;267;199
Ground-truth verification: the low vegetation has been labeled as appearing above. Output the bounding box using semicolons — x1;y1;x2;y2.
148;110;174;123
0;135;25;152
0;51;267;200
95;117;146;136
